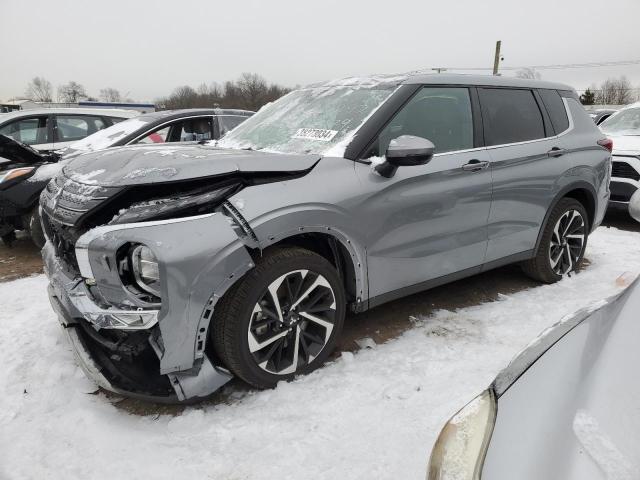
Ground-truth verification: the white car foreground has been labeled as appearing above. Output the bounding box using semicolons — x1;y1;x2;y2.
1;226;639;480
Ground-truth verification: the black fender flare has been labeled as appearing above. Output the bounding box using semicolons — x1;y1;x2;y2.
533;181;597;254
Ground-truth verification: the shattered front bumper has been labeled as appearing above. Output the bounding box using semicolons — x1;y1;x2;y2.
43;212;255;402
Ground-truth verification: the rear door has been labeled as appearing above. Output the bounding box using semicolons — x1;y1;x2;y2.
355;86;493;301
479;87;564;263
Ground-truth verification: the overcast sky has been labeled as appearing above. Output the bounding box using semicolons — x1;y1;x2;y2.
1;0;639;102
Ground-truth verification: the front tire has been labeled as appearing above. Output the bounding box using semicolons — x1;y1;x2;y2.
522;198;588;283
212;247;346;389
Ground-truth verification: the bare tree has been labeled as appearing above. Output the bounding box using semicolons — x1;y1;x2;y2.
57;81;87;103
515;68;541;80
25;76;53;102
595;76;633;105
155;73;290;111
100;87;121;103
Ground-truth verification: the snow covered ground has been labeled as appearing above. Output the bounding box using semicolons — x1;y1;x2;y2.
1;227;639;480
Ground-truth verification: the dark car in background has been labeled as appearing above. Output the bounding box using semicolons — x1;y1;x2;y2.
0;108;253;246
59;108;254;158
588;108;617;125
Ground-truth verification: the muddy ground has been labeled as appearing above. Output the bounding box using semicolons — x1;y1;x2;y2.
1;208;638;413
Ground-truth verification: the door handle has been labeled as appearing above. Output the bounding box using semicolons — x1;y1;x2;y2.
547;147;566;157
462;160;490;172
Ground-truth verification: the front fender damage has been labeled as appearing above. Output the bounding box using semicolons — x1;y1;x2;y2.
75;212;256;401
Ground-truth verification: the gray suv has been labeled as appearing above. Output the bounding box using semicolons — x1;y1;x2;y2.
41;74;611;402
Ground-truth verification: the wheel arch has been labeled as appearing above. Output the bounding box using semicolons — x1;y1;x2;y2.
251;228;367;312
534;182;597;253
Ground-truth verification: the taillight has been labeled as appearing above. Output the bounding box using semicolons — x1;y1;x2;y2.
597;137;613;153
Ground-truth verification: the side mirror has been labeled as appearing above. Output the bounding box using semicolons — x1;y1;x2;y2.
375;135;435;178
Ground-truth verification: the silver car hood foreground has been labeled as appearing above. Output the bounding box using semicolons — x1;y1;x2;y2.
483;278;640;479
63;144;321;186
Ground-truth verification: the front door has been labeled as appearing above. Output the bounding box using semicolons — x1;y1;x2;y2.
354;86;493;301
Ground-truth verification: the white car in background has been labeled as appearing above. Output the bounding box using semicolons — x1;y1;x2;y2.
599;103;640;209
0;108;139;152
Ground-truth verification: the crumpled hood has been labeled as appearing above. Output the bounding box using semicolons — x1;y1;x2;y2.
63;143;321;186
608;134;640;155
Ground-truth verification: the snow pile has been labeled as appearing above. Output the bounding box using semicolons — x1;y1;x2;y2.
1;227;640;480
27;160;69;182
67;118;150;153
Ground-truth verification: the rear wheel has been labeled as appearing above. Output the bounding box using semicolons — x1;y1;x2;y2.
212;247;346;389
522;198;588;283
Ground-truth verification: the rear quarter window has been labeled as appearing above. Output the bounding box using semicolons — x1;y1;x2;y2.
478;88;545;146
539;89;570;134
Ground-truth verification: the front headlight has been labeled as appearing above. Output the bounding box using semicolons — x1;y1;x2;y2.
131;244;161;298
0;167;34;184
427;389;497;480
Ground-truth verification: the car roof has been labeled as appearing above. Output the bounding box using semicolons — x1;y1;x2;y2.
134;108;254;123
310;73;573;92
402;73;573;91
0;108;140;121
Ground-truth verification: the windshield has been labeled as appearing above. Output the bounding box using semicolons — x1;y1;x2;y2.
67;117;151;152
600;107;640;136
217;82;399;156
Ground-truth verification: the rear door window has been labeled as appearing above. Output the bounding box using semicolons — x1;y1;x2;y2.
55;115;107;142
538;89;569;134
0;116;50;145
478;88;545;146
132;117;214;144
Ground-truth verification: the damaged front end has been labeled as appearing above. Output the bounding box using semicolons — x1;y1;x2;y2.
40;146;319;402
43;209;255;402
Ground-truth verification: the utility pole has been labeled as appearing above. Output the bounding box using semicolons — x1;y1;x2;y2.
493;40;502;76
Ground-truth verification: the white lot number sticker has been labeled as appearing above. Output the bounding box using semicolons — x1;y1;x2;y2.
292;128;338;142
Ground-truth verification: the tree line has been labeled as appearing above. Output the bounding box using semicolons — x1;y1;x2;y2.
21;73;290;111
579;76;638;105
20;72;639;109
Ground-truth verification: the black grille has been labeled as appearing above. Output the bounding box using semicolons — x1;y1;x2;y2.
41;210;81;274
611;161;640;181
41;174;120;226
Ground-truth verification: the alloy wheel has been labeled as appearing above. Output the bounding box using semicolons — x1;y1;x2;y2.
247;269;336;375
549;209;586;276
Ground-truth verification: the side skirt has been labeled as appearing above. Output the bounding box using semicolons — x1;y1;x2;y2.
366;250;535;310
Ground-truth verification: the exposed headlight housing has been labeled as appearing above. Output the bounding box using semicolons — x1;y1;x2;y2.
130;244;161;298
0;167;34;184
427;389;497;480
109;184;238;225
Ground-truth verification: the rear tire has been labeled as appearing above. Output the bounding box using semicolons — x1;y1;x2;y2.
212;247;346;389
522;198;588;283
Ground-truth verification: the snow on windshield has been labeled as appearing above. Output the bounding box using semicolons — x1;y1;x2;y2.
218;76;405;156
600;104;640;136
67;118;150;152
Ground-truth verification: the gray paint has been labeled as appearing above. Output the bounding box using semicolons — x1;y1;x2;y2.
482;279;640;479
42;76;610;400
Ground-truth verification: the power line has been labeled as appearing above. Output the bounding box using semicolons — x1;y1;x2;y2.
418;59;640;73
